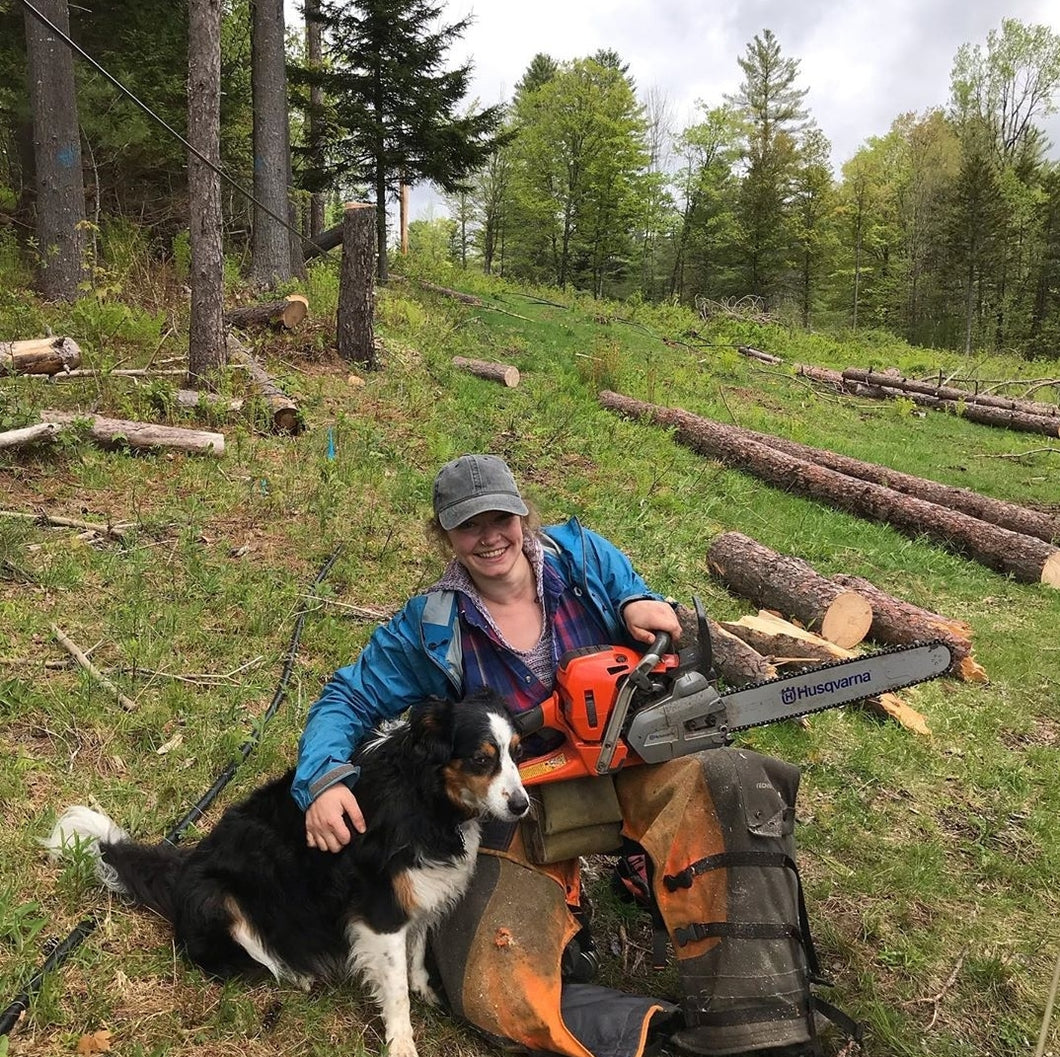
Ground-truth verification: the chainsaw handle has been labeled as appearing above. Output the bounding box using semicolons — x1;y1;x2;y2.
629;632;672;690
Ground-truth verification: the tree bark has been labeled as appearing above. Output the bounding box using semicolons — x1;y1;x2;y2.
452;357;520;388
225;334;302;433
38;411;225;455
0;336;81;375
599;390;1060;587
304;0;325;237
674;603;778;688
187;0;225;385
715;415;1060;544
830;574;986;682
842;368;1059;419
22;0;86;300
224;294;308;330
337;203;377;367
706;531;873;648
249;0;293;286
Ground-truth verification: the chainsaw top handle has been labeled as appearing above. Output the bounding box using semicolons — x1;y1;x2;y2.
628;631;672;690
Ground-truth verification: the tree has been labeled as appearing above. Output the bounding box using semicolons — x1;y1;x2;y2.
22;0;86;299
727;29;808;302
250;0;295;286
790;126;836;327
314;0;506;281
187;0;225;383
304;0;325;237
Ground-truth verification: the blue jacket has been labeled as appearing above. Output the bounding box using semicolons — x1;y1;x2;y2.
291;517;662;811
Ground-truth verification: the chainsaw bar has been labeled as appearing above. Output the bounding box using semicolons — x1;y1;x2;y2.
720;639;953;733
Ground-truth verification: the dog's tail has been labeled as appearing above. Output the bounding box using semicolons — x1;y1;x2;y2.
43;806;184;920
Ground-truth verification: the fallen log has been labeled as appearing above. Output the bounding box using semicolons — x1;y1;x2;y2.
706;531;872;648
843;368;1059;418
720;612;931;735
675;603;778;687
830;574;986;682
302;221;344;261
599;390;1060;588
719;420;1060;544
0;422;63;449
224;293;309;331
737;345;782;365
175;389;245;412
37;411;224;456
877;388;1060;437
225;334;302;433
0;336;82;376
452;356;520;388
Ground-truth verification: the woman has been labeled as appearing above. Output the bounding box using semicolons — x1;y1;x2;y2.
293;455;821;1057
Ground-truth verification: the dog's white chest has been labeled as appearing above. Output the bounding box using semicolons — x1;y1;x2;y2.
406;823;482;918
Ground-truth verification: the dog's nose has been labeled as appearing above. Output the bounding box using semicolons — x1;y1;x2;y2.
508;790;530;818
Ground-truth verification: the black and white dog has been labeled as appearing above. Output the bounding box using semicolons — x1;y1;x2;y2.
45;690;529;1057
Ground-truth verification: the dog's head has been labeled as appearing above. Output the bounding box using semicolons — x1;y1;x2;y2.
407;690;530;823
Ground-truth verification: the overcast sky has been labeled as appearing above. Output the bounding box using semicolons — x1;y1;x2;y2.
288;0;1060;217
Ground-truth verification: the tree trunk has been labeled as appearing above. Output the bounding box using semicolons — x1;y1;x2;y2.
38;411;224;455
842;368;1059;419
598;390;1060;587
0;336;81;375
250;0;293;286
187;0;225;385
830;574;986;683
225;334;302;433
706;531;873;648
452;357;520;388
22;0;86;300
224;294;308;330
305;0;324;237
337;202;377;367
714;414;1060;545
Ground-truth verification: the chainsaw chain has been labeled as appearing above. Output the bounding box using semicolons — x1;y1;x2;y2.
719;638;952;734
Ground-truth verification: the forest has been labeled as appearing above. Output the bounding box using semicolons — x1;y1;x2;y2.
2;1;1060;359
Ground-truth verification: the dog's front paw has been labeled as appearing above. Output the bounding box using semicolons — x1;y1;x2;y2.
410;976;440;1007
386;1033;419;1057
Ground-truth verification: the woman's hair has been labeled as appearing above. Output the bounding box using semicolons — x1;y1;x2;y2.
425;501;543;557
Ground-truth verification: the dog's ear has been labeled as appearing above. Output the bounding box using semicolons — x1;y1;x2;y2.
407;697;456;766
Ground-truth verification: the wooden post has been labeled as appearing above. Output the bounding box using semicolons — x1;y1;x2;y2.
336;202;377;368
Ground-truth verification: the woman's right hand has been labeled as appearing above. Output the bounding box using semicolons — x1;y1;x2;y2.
305;783;366;853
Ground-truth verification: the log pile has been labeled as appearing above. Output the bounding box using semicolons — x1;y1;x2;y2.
1;336;82;376
599;390;1060;587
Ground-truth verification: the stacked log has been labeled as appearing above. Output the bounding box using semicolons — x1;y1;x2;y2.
598;390;1060;588
452;356;520;388
1;337;82;376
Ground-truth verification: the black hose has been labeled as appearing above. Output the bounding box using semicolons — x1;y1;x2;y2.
0;545;343;1036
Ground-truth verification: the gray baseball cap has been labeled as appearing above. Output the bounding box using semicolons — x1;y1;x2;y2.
432;454;529;531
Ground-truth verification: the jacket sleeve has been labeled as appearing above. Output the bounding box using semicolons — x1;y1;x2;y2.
290;604;452;811
576;522;665;611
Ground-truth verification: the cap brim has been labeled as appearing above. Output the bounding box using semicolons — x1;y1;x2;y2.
437;494;529;531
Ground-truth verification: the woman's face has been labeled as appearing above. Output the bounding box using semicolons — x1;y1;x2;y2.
446;511;525;582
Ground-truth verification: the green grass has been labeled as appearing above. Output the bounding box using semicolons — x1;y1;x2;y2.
1;255;1059;1056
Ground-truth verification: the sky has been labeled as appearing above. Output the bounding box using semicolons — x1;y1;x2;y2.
287;0;1060;218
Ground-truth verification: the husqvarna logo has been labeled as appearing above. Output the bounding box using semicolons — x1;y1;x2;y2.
781;670;872;706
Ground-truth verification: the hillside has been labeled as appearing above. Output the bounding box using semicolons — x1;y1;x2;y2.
1;261;1059;1057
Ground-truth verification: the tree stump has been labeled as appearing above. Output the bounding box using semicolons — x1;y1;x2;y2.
452;356;520;388
0;337;82;376
224;294;309;330
337;202;376;368
225;334;302;433
707;531;873;648
38;411;224;455
598;390;1060;588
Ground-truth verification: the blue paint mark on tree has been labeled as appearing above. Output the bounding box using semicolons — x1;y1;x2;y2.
57;145;78;168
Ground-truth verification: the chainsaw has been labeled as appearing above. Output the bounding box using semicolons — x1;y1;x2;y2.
516;598;952;786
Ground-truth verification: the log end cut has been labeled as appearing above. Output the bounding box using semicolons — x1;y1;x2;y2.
819;590;873;649
1042;550;1060;588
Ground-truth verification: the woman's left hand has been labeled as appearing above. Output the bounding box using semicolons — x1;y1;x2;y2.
623;599;682;645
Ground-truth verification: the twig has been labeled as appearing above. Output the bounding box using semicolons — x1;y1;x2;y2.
121;655;265;686
1034;950;1060;1057
915;950;965;1031
301;595;394;621
51;624;138;711
969;447;1059;460
0;509;132;540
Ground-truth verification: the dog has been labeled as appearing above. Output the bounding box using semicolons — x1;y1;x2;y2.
45;689;530;1057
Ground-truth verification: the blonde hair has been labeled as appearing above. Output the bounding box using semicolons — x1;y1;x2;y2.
425;501;543;557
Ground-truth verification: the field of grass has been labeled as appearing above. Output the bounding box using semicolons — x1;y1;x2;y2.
1;255;1059;1057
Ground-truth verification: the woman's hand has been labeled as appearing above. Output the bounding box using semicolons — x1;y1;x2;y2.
305;783;365;853
623;599;682;646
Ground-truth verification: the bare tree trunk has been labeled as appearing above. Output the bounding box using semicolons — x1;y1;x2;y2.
337;203;377;367
305;0;324;237
250;0;293;286
187;0;225;384
22;0;86;300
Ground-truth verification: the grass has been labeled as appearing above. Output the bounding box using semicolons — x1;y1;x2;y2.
1;252;1059;1056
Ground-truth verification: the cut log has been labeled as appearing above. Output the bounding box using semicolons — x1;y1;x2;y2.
877;387;1060;437
452;356;520;388
721;422;1059;544
843;368;1060;418
38;411;224;455
736;345;782;365
830;574;986;683
706;531;872;648
336;202;376;368
175;389;245;412
675;603;778;687
720;612;930;735
599;390;1060;588
0;336;82;376
224;294;309;330
0;422;63;449
225;334;302;433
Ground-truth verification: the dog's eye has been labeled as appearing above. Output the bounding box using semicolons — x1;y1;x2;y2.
470;752;492;768
511;743;524;761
